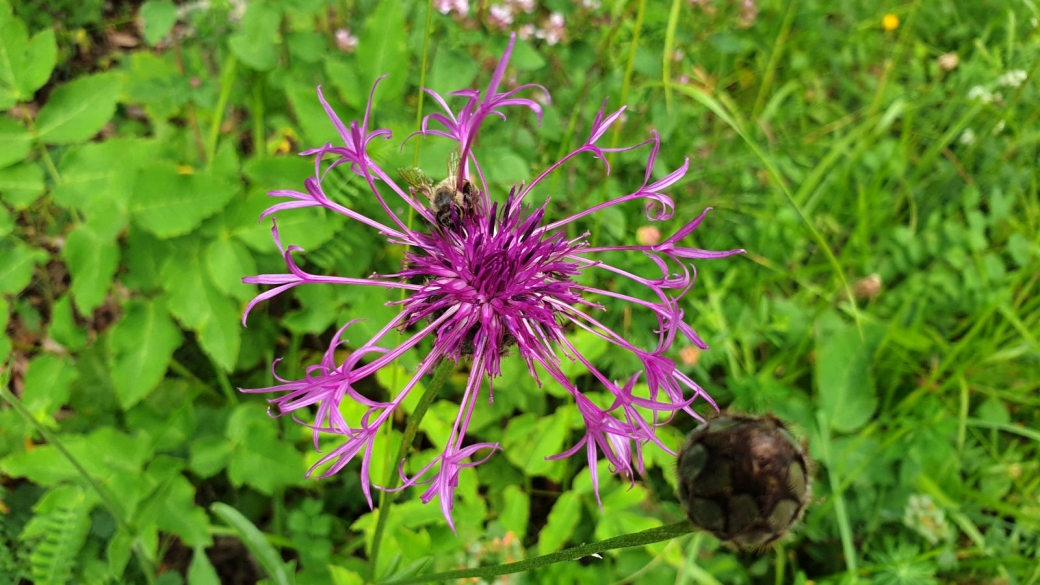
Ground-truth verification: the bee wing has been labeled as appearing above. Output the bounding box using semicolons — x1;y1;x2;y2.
446;148;462;183
399;167;432;188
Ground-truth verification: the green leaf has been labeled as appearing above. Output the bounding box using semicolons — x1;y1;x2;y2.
131;163;237;238
427;49;479;96
189;436;233;478
161;240;241;370
188;546;221;585
595;510;661;544
156;474;212;547
106;528;133;580
228;2;282;71
286;31;327;63
22;354;78;418
328;566;364;585
108;297;183;409
499;485;531;540
814;319;884;433
65;223;120;315
0;427;151;486
356;0;407;106
0;160;45;208
0;204;9;240
140;0;178;46
502;410;571;478
211;502;294;585
0;117;31;168
205;236;256;302
537;491;581;555
227;424;303;495
20;28;56;96
0;238;46;295
54;138;159;217
285;83;343;146
0;11;56;102
47;295;88;351
35;72;123;144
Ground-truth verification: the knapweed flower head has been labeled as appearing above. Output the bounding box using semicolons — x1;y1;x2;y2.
241;34;742;530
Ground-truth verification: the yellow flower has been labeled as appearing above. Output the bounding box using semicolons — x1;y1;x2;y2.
882;13;899;31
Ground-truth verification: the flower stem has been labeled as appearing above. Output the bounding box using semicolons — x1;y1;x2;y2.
0;382;158;585
381;520;695;584
591;0;646;248
368;357;456;580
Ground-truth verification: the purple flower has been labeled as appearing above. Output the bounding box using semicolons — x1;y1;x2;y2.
241;34;742;528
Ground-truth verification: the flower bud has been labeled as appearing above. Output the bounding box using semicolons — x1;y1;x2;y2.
676;414;811;549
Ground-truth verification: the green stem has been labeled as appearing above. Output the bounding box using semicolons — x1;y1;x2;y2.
0;384;158;585
412;0;434;169
252;72;265;156
381;520;695;585
751;0;798;121
207;53;238;165
591;0;646;248
815;411;857;576
368;358;456;580
662;0;682;113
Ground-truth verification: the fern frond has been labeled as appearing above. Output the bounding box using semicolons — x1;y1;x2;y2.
26;506;91;585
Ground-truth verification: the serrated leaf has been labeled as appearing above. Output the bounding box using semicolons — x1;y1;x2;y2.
161;240;241;370
0;160;45;208
140;0;178;46
814;320;885;433
0;117;31;168
54;138;159;217
227;2;282;71
227;427;303;495
156;474;212;547
356;0;407;106
108;297;183;409
131;163;237;238
35;72;122;144
502;410;571;477
22;354;78;418
65;223;120;314
211;503;294;585
0;427;151;486
0;12;55;102
537;491;581;555
0;238;46;295
206;236;256;301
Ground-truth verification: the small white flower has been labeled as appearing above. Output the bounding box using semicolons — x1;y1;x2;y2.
959;128;976;145
518;23;536;40
488;4;514;29
967;85;993;103
334;29;359;53
579;0;601;8
536;11;566;45
508;0;536;14
997;69;1027;88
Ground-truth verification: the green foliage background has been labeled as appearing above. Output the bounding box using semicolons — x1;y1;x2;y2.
1;0;1038;583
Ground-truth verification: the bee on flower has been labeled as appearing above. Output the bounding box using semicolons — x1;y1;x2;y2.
240;34;742;529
